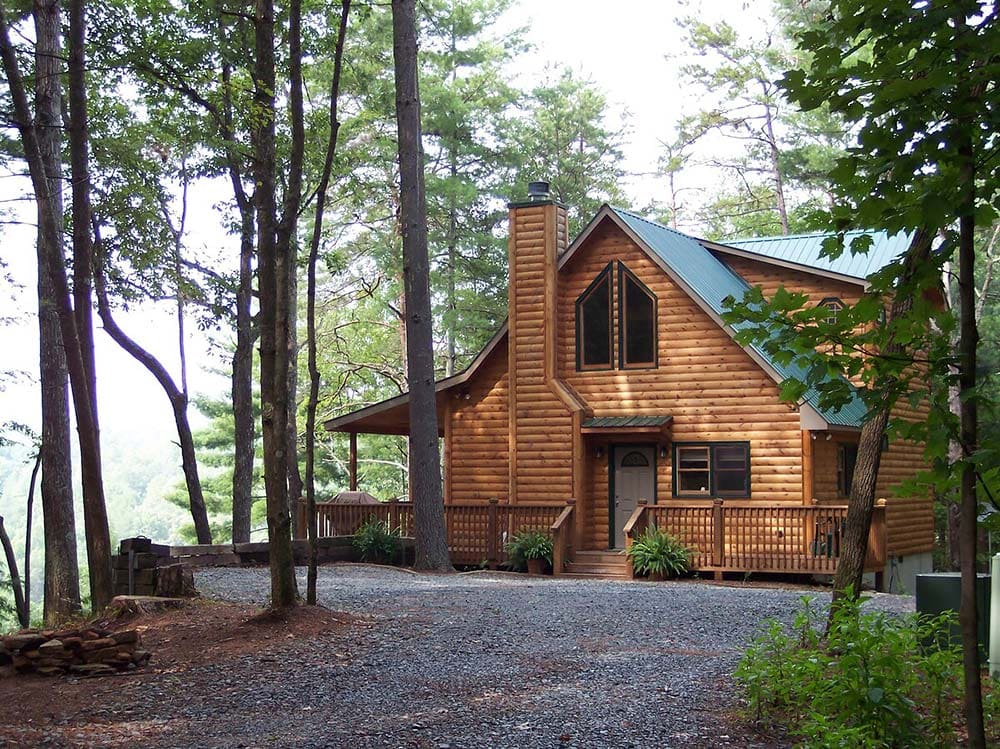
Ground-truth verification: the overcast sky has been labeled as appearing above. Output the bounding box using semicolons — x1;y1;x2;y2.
0;0;768;454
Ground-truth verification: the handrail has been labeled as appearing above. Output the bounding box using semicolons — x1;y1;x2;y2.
622;500;649;579
549;499;576;576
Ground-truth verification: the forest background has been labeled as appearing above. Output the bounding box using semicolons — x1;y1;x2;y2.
0;0;996;624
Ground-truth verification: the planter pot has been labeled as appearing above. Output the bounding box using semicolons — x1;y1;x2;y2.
526;558;546;575
647;570;666;582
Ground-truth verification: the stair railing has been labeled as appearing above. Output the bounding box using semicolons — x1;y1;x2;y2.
550;499;576;576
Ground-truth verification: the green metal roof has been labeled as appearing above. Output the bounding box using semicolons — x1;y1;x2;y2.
724;230;912;280
582;416;673;428
611;208;868;428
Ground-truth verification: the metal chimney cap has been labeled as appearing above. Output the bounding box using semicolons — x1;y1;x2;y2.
527;181;550;201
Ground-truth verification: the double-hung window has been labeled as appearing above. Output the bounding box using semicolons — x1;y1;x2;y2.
673;442;750;498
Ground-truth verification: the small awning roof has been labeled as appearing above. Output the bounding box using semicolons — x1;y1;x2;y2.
580;415;672;435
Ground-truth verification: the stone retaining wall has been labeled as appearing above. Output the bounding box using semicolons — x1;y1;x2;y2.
1;626;149;678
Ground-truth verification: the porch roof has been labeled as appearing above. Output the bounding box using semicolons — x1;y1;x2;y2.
581;415;673;436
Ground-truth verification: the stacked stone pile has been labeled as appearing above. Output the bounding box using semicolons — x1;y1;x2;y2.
0;626;150;677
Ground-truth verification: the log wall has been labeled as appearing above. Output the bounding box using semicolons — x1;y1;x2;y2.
560;223;804;549
447;339;510;503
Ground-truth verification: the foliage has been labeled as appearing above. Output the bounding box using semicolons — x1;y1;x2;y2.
626;527;690;578
665;4;851;238
352;518;401;565
503;529;553;571
0;571;18;633
735;594;966;748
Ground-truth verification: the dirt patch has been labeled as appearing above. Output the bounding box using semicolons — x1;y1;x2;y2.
100;597;362;666
0;599;366;748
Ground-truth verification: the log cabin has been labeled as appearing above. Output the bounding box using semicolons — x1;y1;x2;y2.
320;183;934;593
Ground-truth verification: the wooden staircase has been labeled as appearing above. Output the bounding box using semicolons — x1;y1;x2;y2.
562;549;631;580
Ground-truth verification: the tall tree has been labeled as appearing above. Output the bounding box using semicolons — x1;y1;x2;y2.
1;0;112;612
513;68;627;233
391;0;452;571
31;0;82;623
751;2;998;744
306;0;351;605
254;0;298;607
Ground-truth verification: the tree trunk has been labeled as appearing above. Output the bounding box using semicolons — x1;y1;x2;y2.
30;0;82;625
24;449;39;625
0;517;27;628
391;0;453;571
305;0;351;605
763;101;789;236
93;256;213;544
65;0;113;611
830;229;931;609
254;0;297;608
232;208;256;544
286;263;303;533
957;155;985;749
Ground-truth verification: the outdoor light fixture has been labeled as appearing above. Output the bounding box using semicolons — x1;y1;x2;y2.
595;446;604;458
659;446;668;459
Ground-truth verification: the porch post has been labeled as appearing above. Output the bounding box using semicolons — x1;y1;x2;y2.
487;497;499;569
801;430;814;505
349;431;358;491
712;499;725;577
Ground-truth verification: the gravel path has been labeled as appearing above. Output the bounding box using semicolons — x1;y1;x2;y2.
170;566;913;749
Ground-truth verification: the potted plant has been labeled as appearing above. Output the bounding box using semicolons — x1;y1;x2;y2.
505;529;554;574
626;527;690;580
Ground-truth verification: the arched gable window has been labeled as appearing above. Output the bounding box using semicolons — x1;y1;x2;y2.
619;264;657;369
818;297;844;325
576;264;613;369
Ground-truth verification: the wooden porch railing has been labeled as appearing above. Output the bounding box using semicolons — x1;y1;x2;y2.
549;500;576;575
312;498;567;567
623;499;888;576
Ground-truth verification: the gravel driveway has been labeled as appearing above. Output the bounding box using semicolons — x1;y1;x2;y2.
179;566;912;749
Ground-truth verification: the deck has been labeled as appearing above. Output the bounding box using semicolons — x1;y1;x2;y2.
305;498;887;579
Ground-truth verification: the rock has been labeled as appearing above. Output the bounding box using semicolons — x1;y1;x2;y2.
38;639;65;654
83;647;122;664
81;629;102;641
110;630;139;646
69;663;116;677
80;637;116;652
4;634;46;652
62;637;83;650
36;666;66;677
132;650;152;667
0;648;11;666
53;629;81;640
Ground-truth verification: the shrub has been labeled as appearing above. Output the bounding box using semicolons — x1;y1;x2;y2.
352;518;401;564
735;593;964;748
504;530;553;571
626;526;690;578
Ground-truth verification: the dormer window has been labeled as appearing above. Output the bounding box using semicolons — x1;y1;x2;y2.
619;265;657;369
819;297;844;325
576;263;613;369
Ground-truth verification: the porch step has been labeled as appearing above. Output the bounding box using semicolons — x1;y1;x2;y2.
562;550;630;579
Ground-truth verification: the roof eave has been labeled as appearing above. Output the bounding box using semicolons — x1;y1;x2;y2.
323;322;509;433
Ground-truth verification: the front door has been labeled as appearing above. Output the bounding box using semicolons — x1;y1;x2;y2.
612;446;655;548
